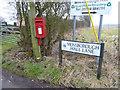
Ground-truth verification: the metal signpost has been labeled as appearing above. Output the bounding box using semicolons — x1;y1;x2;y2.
72;16;76;59
114;35;116;57
70;0;112;60
59;39;104;79
59;0;112;79
96;15;103;64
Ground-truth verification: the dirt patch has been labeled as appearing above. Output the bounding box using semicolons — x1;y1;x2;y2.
2;48;34;62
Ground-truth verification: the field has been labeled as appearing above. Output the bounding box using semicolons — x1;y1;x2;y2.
1;26;119;88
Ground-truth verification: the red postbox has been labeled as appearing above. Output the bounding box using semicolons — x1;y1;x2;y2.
35;17;47;45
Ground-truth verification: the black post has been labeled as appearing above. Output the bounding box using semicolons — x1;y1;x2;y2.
97;43;105;79
59;38;62;66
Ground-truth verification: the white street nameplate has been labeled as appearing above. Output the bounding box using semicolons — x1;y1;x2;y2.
61;40;101;56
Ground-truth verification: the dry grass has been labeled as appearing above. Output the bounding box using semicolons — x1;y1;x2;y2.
2;26;119;88
51;26;118;88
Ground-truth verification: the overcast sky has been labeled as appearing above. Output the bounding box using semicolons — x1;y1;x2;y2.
0;0;17;24
92;0;120;26
0;0;119;26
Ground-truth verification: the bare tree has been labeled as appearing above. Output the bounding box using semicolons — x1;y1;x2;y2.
16;1;71;57
35;1;71;56
0;16;4;25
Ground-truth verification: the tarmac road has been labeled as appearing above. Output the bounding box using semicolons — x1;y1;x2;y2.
2;69;28;88
1;66;61;89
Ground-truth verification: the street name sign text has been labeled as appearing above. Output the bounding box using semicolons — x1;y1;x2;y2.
61;40;101;56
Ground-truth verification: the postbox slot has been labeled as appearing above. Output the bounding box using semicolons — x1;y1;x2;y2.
35;21;43;26
35;21;43;24
35;21;42;22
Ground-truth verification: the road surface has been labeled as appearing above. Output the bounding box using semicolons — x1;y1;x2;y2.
1;66;61;89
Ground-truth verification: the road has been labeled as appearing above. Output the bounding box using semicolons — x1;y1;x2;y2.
1;66;61;89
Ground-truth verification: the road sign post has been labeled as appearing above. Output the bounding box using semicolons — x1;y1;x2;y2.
59;38;62;66
72;16;76;59
114;35;116;56
70;0;111;59
96;15;103;64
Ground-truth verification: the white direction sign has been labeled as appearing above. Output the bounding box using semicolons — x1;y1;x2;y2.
70;0;112;15
61;40;101;56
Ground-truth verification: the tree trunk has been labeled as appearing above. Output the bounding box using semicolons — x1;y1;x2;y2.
28;2;42;61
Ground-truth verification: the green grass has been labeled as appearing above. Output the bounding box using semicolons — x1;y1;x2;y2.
2;34;20;45
66;27;118;43
2;56;17;71
102;28;118;36
2;58;63;85
3;61;17;71
0;55;2;65
2;42;18;53
1;34;20;66
1;26;118;88
1;34;20;53
1;34;62;85
25;60;62;84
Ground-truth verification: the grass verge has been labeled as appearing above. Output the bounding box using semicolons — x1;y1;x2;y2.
1;27;119;88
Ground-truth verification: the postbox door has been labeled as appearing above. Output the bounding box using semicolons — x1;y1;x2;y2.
38;26;42;35
36;25;44;38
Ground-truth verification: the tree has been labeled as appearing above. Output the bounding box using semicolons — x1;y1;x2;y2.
16;1;71;57
35;2;70;56
16;1;33;55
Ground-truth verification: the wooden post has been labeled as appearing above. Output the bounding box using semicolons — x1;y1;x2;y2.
28;2;42;61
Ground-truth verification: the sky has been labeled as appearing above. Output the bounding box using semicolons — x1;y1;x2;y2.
92;0;120;26
0;0;119;26
0;0;17;24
